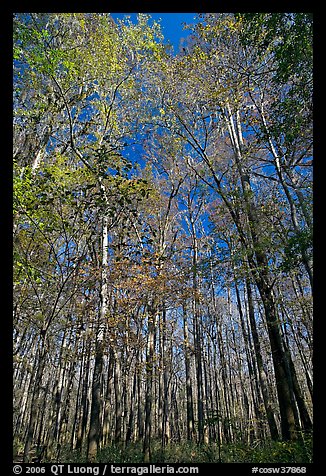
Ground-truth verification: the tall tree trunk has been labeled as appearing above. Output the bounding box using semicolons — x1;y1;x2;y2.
143;302;156;462
87;214;108;461
188;205;205;444
102;349;114;447
23;336;47;462
126;353;138;445
76;341;91;451
216;325;232;443
113;350;123;442
161;305;171;449
183;305;195;441
71;335;85;451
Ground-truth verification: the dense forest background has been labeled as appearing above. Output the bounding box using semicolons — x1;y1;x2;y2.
13;13;313;464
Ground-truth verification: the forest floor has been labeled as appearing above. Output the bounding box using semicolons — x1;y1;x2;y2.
43;437;312;464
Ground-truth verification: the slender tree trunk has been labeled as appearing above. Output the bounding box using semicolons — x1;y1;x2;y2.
161;305;171;449
53;331;68;448
23;337;47;462
71;336;85;451
143;301;156;462
137;356;144;441
113;350;123;442
234;280;264;440
102;349;114;447
216;325;232;443
76;341;91;451
183;305;195;441
188;206;205;444
87;214;108;461
126;354;138;445
87;342;104;461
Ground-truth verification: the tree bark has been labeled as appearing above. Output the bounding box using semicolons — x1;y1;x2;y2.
143;302;156;462
87;214;108;461
246;278;280;440
183;305;195;441
23;337;47;462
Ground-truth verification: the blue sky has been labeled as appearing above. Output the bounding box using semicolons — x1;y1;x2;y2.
110;13;199;53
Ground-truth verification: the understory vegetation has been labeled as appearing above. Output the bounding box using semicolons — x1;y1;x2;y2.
14;437;313;464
